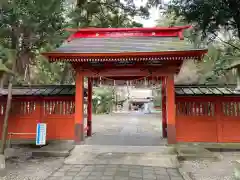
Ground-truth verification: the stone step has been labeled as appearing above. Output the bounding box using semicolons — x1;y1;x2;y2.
65;145;179;168
68;145;175;154
176;145;221;161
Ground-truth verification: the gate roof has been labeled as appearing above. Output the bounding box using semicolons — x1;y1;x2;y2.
43;26;207;63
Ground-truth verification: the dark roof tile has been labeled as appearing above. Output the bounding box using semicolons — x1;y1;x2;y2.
190;87;202;94
175;85;240;96
2;84;239;97
53;37;205;54
0;85;87;97
59;87;72;95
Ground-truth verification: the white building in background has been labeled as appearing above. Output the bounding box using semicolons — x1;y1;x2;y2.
117;87;154;112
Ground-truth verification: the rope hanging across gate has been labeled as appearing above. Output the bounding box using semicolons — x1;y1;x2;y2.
93;75;162;88
84;68;162;87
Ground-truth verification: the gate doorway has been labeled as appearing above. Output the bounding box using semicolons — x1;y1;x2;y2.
84;77;165;146
84;113;165;146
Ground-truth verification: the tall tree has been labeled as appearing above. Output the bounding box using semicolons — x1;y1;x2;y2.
70;0;147;28
0;0;67;155
155;10;239;84
0;0;160;85
0;0;66;79
169;0;240;84
57;0;146;84
169;0;240;43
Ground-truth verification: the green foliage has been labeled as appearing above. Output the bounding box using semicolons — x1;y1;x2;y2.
0;0;66;83
0;0;152;85
157;11;185;27
35;0;148;85
156;9;240;85
92;87;114;114
156;11;205;48
152;88;161;107
153;96;161;107
169;0;240;39
196;41;240;84
31;56;64;84
1;0;66;49
69;0;147;28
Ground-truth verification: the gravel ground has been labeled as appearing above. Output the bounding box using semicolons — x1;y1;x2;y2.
2;157;64;180
1;146;64;180
180;151;240;180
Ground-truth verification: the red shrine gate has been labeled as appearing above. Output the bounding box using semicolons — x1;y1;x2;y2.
43;26;207;144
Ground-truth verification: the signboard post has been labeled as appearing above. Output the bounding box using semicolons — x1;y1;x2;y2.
36;123;47;146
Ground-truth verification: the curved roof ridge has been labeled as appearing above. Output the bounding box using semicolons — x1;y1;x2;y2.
64;26;192;33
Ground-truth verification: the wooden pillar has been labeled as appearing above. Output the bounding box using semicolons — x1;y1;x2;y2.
75;71;84;143
161;77;167;138
87;77;92;137
166;75;176;144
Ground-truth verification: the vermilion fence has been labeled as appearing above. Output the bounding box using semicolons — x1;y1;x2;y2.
0;96;87;142
2;85;239;144
176;96;240;143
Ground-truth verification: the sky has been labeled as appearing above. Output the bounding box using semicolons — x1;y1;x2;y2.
134;7;160;27
133;0;170;27
68;0;169;27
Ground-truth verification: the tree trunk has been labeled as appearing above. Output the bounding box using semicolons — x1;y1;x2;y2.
0;55;16;154
0;74;5;90
0;20;19;155
0;76;13;154
60;64;70;84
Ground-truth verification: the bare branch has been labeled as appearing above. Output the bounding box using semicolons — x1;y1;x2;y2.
217;37;240;51
212;32;240;51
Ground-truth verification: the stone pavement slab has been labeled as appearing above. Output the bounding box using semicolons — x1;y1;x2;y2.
65;145;179;168
87;113;166;146
46;164;184;180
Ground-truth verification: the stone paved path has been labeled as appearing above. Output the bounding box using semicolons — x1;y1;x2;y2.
46;113;184;180
85;113;166;146
47;164;183;180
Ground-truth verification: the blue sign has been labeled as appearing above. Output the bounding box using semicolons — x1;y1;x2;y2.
36;123;47;146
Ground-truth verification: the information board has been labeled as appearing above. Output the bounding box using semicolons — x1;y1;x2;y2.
36;123;47;146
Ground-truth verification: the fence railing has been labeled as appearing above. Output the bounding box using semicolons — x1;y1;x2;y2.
176;96;240;117
0;96;88;141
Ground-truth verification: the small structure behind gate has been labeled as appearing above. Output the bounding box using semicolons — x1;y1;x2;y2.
175;85;240;143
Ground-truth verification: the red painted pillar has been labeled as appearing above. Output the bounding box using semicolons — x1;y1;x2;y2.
74;71;84;143
161;77;167;138
166;75;176;144
87;77;92;137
